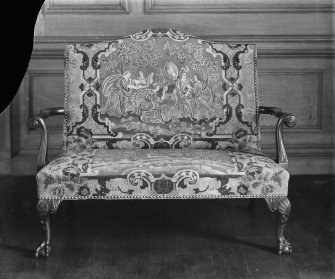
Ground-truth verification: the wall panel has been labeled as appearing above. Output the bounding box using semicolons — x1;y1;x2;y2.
1;0;333;175
44;0;129;14
145;0;335;13
28;71;64;129
259;70;322;129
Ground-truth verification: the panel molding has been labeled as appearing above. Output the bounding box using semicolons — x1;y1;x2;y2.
34;34;335;43
31;49;335;59
145;0;335;14
44;0;129;14
26;70;64;120
32;34;335;59
259;69;323;130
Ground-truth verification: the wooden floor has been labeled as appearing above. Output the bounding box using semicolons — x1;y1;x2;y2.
0;176;334;279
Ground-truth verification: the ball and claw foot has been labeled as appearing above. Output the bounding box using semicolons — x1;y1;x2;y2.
35;241;51;258
278;239;292;255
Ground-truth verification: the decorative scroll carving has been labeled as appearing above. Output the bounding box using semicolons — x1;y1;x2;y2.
130;29;190;41
166;29;190;41
130;29;154;41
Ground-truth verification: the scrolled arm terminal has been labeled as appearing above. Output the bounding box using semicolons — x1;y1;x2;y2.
27;107;65;171
259;106;297;169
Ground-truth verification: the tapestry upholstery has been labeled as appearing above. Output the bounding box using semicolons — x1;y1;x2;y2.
36;29;290;200
64;29;259;153
37;149;289;199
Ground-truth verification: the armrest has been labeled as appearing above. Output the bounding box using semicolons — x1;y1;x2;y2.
259;106;297;169
27;107;65;171
40;107;65;119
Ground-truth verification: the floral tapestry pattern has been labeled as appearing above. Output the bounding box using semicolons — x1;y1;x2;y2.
64;29;259;151
36;29;289;201
37;149;289;199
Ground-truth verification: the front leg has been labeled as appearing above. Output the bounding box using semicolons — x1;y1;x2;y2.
35;199;61;258
265;197;292;255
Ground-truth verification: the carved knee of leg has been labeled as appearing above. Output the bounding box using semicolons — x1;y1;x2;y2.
37;199;61;217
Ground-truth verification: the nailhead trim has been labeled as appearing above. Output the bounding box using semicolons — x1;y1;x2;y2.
63;44;70;151
253;45;261;150
40;194;287;201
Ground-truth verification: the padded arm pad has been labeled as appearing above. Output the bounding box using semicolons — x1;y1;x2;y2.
40;107;65;119
259;106;282;115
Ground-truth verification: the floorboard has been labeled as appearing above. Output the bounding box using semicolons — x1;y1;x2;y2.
0;175;334;279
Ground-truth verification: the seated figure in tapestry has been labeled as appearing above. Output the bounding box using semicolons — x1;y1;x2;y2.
67;36;256;142
100;61;216;125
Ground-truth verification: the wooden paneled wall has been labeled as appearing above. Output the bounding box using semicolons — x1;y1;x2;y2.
1;0;334;175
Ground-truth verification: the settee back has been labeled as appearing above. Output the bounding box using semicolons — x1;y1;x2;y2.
64;29;259;151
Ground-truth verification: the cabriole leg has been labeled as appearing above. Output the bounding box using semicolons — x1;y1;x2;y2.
35;199;61;258
265;197;292;255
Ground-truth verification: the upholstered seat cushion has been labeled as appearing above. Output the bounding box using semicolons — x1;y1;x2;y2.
36;149;289;199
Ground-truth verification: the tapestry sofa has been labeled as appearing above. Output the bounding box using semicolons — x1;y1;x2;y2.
27;29;296;258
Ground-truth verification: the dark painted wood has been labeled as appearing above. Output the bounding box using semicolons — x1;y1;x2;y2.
0;175;334;278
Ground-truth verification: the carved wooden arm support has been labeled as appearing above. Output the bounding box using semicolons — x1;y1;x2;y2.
259;106;297;169
27;107;65;172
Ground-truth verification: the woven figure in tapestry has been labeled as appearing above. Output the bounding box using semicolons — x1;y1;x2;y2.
27;29;296;258
64;29;259;151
